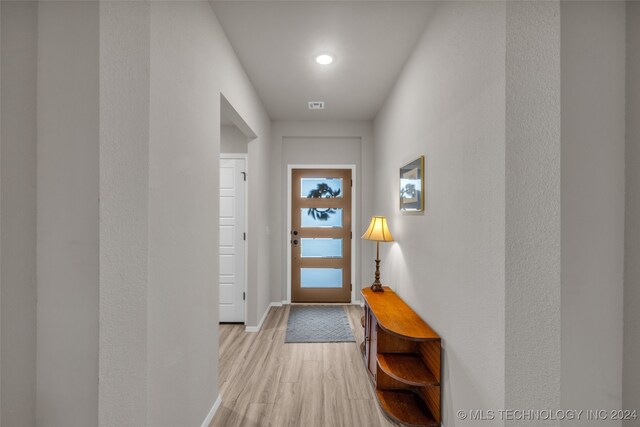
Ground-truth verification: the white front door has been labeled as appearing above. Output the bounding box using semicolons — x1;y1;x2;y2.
219;157;246;322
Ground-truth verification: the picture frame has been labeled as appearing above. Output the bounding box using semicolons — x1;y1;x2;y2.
399;155;425;212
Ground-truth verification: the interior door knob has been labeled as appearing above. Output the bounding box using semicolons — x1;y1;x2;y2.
292;239;299;245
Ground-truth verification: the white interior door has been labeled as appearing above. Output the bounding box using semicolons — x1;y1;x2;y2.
219;157;246;322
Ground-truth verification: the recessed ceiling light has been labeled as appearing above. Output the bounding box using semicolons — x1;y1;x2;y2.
315;54;334;65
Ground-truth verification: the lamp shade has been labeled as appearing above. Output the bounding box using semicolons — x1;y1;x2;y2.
361;216;394;242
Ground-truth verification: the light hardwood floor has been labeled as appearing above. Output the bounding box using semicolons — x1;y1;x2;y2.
210;305;397;427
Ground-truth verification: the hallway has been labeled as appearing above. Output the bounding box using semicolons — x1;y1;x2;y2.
212;306;394;427
1;1;639;425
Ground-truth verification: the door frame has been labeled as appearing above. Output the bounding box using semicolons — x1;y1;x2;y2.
286;164;357;304
220;152;248;323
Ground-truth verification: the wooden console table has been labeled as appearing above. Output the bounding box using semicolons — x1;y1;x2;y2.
361;287;441;427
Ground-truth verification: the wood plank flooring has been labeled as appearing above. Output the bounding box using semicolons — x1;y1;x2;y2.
211;305;397;427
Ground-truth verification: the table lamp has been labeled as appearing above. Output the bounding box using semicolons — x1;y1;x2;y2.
362;216;394;292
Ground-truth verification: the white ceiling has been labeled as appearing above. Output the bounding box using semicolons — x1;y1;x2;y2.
210;1;434;121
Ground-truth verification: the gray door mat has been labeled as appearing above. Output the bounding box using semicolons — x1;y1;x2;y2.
284;305;356;343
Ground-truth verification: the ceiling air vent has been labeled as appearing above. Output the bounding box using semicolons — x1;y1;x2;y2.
308;101;325;110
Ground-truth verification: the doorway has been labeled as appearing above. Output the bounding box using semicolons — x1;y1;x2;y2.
290;168;352;303
218;94;255;323
219;154;247;322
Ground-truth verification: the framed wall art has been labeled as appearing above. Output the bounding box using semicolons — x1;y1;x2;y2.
399;155;425;212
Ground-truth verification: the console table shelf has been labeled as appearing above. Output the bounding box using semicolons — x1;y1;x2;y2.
376;390;437;427
377;353;438;387
361;287;441;427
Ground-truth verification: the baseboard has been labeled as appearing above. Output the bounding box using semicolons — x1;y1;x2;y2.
201;394;222;427
245;304;272;332
244;300;365;333
244;301;287;332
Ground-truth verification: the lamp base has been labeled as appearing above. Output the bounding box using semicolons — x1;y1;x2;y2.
371;256;385;292
370;282;384;292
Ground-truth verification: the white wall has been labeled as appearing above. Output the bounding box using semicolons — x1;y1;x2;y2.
374;3;630;425
270;121;373;304
147;2;270;425
624;1;640;422
373;2;506;424
36;2;100;426
560;1;626;421
221;125;248;154
99;2;150;425
505;2;562;422
0;3;272;425
21;2;271;425
0;2;37;426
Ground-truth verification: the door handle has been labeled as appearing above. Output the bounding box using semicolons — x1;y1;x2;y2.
291;230;298;236
292;239;299;245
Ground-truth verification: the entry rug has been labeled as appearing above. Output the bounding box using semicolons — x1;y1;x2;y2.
284;305;356;343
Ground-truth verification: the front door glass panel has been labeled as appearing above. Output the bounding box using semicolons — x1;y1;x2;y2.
300;208;343;228
300;238;343;258
301;268;343;288
300;178;343;198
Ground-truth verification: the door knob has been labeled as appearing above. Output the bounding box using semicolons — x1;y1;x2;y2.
292;230;298;236
292;239;299;245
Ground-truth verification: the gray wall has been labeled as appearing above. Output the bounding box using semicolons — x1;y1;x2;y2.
36;2;100;426
221;125;248;154
147;2;270;424
624;1;640;422
148;3;221;424
1;1;271;425
0;2;37;426
99;2;150;425
505;1;562;421
561;2;626;421
373;1;629;423
373;2;506;424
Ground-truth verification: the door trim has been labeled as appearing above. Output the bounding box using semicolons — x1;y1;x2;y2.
221;153;248;323
286;164;356;304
